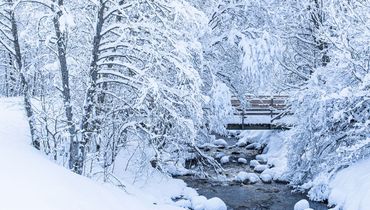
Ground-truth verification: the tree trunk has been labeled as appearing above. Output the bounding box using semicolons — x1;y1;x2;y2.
311;0;330;67
8;3;39;149
80;1;106;159
51;0;79;173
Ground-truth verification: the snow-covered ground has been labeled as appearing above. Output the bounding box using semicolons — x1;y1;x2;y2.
0;98;226;210
328;158;370;210
0;98;182;210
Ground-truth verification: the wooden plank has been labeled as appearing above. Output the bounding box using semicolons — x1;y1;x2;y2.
228;96;291;130
234;112;281;116
226;123;291;130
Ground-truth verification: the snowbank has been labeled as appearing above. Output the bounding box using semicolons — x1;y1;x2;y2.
328;157;370;210
0;98;183;210
238;130;288;180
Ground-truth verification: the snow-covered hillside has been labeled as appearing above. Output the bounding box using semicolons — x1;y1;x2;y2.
0;98;185;210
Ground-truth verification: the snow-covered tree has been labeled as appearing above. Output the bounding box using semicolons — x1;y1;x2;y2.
71;0;211;175
0;0;39;148
285;0;370;201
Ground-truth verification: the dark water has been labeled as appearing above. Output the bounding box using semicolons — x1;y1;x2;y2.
179;133;328;210
181;177;328;210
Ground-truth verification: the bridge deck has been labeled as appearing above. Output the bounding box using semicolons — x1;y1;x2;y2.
226;123;291;130
227;96;292;130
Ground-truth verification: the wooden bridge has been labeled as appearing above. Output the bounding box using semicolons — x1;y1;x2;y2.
226;96;292;130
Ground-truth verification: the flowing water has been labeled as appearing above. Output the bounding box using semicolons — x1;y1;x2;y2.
178;135;328;210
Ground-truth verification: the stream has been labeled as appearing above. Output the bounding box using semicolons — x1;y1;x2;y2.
178;134;328;210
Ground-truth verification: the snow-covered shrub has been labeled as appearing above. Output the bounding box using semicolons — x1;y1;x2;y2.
207;81;233;134
286;68;370;200
284;0;370;201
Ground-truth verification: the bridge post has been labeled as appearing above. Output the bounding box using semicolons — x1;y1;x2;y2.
242;109;245;130
270;98;274;122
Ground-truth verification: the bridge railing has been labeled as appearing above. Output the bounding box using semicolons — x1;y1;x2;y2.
229;96;292;130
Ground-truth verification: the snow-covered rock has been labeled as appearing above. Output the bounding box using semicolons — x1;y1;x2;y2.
235;172;249;182
246;142;262;150
198;143;215;149
165;163;192;176
182;187;199;200
214;152;226;159
256;154;268;164
236;138;249;147
250;160;260;168
254;164;268;173
228;130;239;138
237;158;247;164
204;197;227;210
175;199;192;208
214;139;228;148
260;174;273;183
191;195;207;210
294;199;310;210
220;156;230;164
246;173;260;184
235;172;260;184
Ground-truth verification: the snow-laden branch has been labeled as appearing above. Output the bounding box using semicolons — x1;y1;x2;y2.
0;38;16;56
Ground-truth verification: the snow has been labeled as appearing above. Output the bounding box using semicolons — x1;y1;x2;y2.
294;199;310;210
250;160;260;168
239;130;288;180
235;172;249;182
235;172;260;184
208;81;234;134
0;98;186;210
254;164;268;173
246;173;261;184
175;199;192;208
213;139;228;147
246;142;262;150
328;157;370;210
260;174;273;183
191;195;208;210
236;137;248;147
237;158;247;164
59;13;76;32
215;152;226;159
220;156;230;164
256;154;268;163
203;197;227;210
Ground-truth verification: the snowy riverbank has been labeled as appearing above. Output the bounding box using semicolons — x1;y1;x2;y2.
238;130;370;210
0;98;225;210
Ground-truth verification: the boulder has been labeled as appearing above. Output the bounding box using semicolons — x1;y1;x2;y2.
254;165;268;173
220;156;230;164
214;139;228;148
294;199;310;210
260;174;273;183
249;160;260;168
237;158;247;164
204;197;227;210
